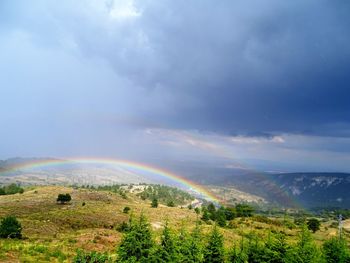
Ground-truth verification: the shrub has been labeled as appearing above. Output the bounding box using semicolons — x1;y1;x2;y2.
73;250;110;263
116;221;130;233
322;237;350;263
56;193;71;204
123;206;131;214
151;198;158;208
0;215;22;239
167;201;175;207
307;218;321;233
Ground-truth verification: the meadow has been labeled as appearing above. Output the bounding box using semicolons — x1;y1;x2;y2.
0;185;348;262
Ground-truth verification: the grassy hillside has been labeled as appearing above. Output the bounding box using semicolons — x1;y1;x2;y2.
0;185;348;262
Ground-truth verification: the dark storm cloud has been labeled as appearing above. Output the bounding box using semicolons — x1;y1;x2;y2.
2;0;349;137
129;0;350;136
30;0;348;137
0;0;350;171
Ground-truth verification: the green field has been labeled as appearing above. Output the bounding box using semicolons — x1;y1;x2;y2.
0;185;348;262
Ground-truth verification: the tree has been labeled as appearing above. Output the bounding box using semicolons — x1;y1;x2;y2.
195;207;201;215
56;193;71;204
167;200;175;207
123;206;131;214
0;215;22;239
1;184;24;195
177;221;204;262
235;204;254;217
216;207;227;227
201;208;210;222
204;226;225;263
307;218;320;233
285;225;321;263
151;198;158;208
229;243;248;263
207;203;217;220
264;232;290;263
245;233;266;262
118;214;155;262
156;221;178;262
322;237;350;263
224;207;237;221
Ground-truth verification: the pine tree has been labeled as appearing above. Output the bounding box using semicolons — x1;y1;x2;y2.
216;207;227;227
155;221;178;262
202;207;210;222
245;233;266;263
207;203;217;220
229;238;248;263
204;225;225;263
151;198;158;208
322;237;350;263
264;232;289;263
117;214;155;262
177;221;204;262
285;225;321;263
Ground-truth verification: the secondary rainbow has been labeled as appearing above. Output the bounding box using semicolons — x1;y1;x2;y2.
0;157;221;203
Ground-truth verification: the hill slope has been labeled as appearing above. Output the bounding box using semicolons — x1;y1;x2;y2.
1;185;349;262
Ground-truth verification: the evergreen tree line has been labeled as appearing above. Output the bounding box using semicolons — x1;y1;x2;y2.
200;203;254;227
74;214;350;263
80;184;128;199
79;184;194;205
0;183;24;195
137;184;194;206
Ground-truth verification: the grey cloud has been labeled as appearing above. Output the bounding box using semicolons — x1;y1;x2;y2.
0;0;350;171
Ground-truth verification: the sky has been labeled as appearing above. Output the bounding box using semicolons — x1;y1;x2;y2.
1;0;350;172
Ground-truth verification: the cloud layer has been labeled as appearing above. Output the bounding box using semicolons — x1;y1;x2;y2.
1;0;350;171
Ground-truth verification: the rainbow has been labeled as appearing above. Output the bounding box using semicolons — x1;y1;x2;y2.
0;157;221;203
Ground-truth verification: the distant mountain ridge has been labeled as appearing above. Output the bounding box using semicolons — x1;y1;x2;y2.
179;164;350;208
272;172;350;209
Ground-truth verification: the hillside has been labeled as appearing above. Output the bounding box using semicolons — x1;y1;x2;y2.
0;185;349;262
184;166;350;208
272;173;350;208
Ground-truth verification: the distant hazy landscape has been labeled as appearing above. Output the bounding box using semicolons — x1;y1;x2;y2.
1;157;350;209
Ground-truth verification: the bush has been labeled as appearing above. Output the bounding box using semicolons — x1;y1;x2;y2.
116;221;130;233
151;198;158;208
0;215;22;239
123;206;131;214
73;250;110;263
307;218;321;233
322;237;350;263
57;193;72;204
167;201;175;207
